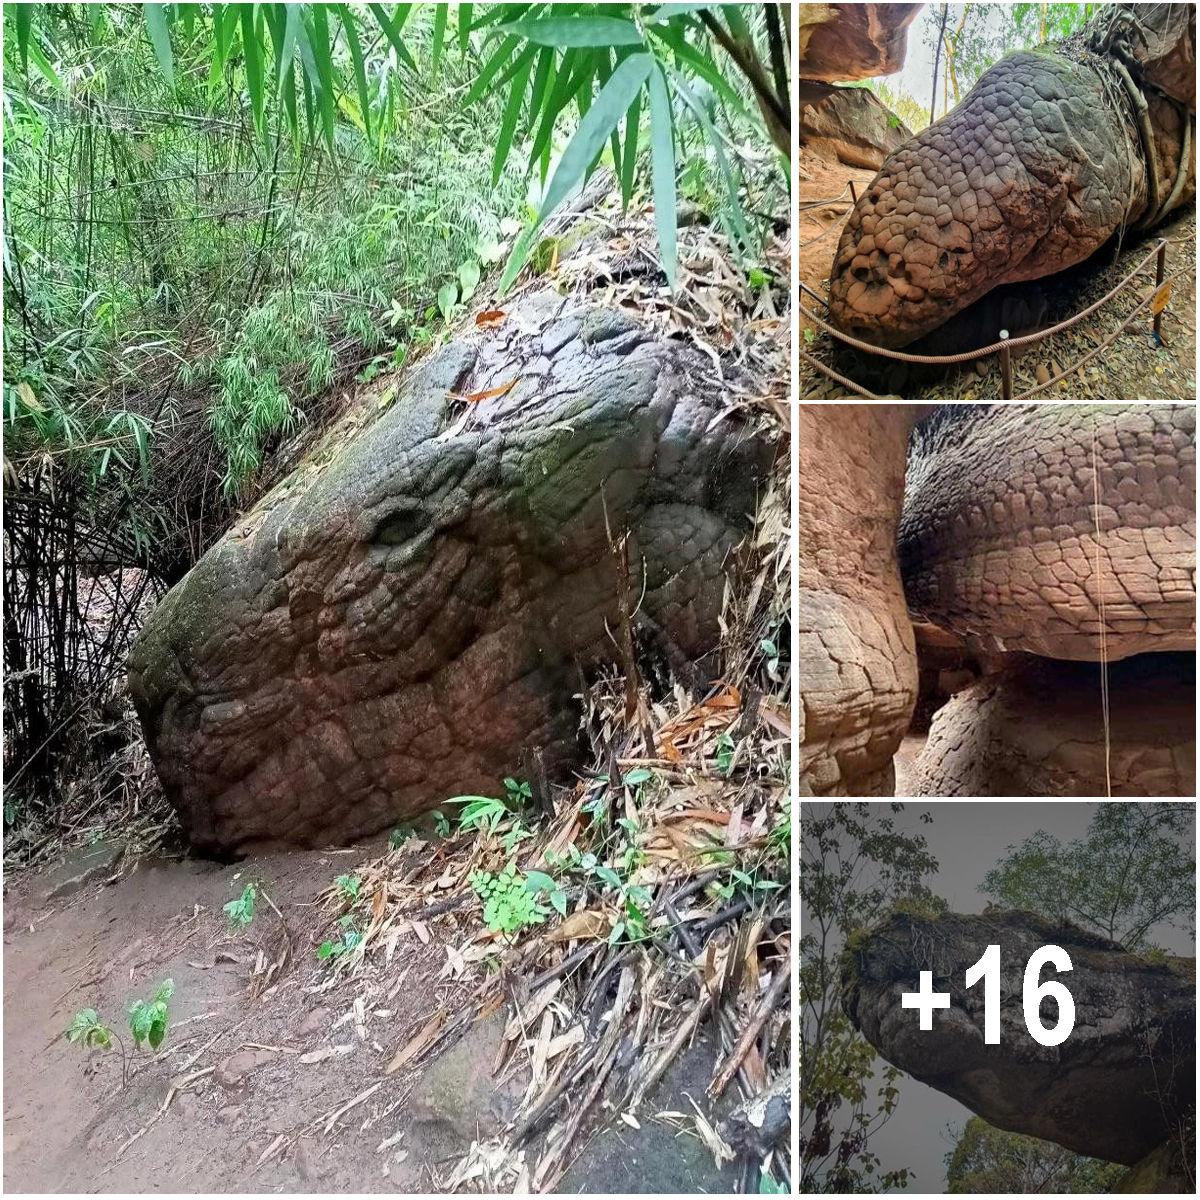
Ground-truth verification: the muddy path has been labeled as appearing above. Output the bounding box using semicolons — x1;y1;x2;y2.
3;838;739;1194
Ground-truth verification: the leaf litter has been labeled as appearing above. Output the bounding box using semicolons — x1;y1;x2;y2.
283;195;793;1192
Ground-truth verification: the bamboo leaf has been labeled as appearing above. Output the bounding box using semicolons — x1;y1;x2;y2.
15;2;32;70
470;3;534;33
647;22;748;117
499;52;654;295
368;3;417;70
528;46;579;165
670;67;751;255
493;51;534;186
457;2;472;51
25;27;63;90
240;5;265;134
276;3;302;93
619;86;642;211
647;64;677;288
431;2;447;71
463;33;519;105
501;15;644;48
646;2;714;21
524;43;555;139
337;4;372;140
145;4;174;87
307;4;337;152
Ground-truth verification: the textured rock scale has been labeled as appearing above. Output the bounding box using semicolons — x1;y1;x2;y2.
842;909;1196;1166
828;6;1197;347
130;306;772;853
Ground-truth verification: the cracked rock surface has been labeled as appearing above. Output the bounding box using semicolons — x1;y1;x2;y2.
842;909;1196;1165
828;6;1196;347
911;652;1196;796
901;404;1196;661
798;405;932;796
129;305;772;853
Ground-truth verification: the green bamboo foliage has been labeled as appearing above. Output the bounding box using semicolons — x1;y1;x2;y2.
8;3;788;293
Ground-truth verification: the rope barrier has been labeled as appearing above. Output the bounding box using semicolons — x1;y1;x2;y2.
800;234;1191;398
798;350;884;400
800;238;1173;364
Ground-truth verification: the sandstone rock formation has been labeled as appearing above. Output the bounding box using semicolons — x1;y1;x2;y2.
901;404;1197;660
129;305;772;853
913;653;1196;796
798;4;920;167
842;909;1196;1167
798;403;1197;797
798;3;922;84
828;4;1197;347
798;405;931;796
798;86;912;171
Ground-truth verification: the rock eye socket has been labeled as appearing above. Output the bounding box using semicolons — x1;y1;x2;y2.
373;506;427;547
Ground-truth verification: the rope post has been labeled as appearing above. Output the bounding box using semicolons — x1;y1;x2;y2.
1153;238;1167;339
998;330;1011;400
848;180;857;204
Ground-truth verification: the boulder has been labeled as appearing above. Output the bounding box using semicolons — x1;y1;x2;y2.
129;304;773;853
842;909;1196;1166
798;3;922;83
798;85;912;170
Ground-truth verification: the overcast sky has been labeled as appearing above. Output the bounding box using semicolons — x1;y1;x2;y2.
869;4;1030;123
802;801;1197;1193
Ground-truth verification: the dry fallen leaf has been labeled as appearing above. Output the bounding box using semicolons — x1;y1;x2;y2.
447;377;518;404
300;1044;354;1065
548;909;609;943
386;1008;445;1074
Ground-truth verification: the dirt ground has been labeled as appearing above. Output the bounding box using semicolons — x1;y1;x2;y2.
797;147;1198;402
3;832;743;1195
892;733;929;799
4;841;440;1193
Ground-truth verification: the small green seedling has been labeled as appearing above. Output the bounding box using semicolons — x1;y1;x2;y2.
389;826;413;850
470;862;548;935
747;266;773;292
432;811;451;837
716;732;737;775
761;636;781;680
503;819;535;855
317;915;362;961
609;885;656;946
714;867;785;902
334;873;361;902
128;979;174;1050
67;1008;129;1085
524;870;569;917
447;794;509;833
224;883;257;929
503;777;532;807
67;1008;113;1051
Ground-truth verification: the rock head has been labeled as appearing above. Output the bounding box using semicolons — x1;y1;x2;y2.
841;908;1196;1166
129;304;773;853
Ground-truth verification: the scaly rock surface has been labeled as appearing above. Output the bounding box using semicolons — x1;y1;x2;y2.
828;6;1196;347
900;404;1196;661
842;909;1196;1165
129;305;772;853
798;404;932;795
911;652;1196;796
